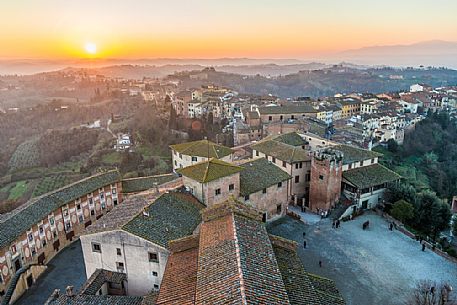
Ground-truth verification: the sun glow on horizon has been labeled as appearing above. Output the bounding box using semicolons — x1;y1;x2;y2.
84;42;97;55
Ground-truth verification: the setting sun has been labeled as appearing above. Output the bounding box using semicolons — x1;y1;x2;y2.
84;42;97;55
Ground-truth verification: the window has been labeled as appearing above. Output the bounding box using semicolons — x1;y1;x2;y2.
319;175;324;180
100;193;104;200
280;115;283;120
154;284;159;290
117;248;122;256
229;184;234;191
262;188;267;194
277;182;282;188
101;202;106;209
192;156;197;162
255;151;259;157
215;188;221;196
39;226;44;235
91;210;95;216
112;188;117;194
149;252;159;263
295;175;300;183
63;209;69;217
28;233;33;242
295;164;299;169
244;195;250;201
116;262;124;272
348;164;352;169
268;116;272;121
277;204;282;214
299;162;303;169
89;198;94;205
92;243;101;253
371;158;375;164
49;217;55;226
79;215;84;223
282;161;287;168
306;173;311;181
152;271;158;277
76;204;81;210
359;161;363;166
272;157;276;163
113;199;118;206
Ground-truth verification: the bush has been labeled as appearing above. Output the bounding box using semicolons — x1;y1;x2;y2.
390;199;414;223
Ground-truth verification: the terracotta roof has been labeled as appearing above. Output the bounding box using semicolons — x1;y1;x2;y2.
239;158;291;196
332;144;382;165
343;163;401;189
170;139;234;159
122;192;204;249
177;158;242;183
155;198;346;305
156;236;199;305
0;170;120;249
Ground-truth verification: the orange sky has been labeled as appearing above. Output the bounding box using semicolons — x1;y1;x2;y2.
1;0;456;59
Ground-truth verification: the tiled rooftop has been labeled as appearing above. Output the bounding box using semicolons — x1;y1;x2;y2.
239;158;291;196
251;138;310;163
0;170;121;249
177;158;242;183
80;269;127;295
332;144;382;165
170;139;234;158
122;192;204;249
343;163;401;189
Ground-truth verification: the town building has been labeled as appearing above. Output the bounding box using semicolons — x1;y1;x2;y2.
170;139;234;171
80;192;204;296
251;132;311;205
309;148;343;212
0;171;122;303
257;104;318;124
178;157;291;221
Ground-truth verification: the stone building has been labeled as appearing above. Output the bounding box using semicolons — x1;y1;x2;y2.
178;157;292;221
178;158;242;206
170;139;234;171
80;192;204;296
309;149;343;212
251;132;312;205
257;105;318;124
155;198;346;305
0;170;122;303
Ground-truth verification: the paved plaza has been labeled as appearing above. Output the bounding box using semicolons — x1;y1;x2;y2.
268;211;457;305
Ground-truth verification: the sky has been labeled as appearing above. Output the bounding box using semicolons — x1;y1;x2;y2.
0;0;456;59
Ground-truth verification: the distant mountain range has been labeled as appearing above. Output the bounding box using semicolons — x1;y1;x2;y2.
0;40;456;75
333;40;457;68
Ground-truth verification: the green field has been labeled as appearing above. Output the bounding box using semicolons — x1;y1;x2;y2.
102;152;122;165
7;181;28;200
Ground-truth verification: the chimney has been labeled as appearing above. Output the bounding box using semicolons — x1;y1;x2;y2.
51;289;60;299
143;207;150;217
66;286;74;297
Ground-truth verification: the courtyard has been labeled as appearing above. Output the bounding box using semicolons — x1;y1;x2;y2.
267;211;457;305
14;240;86;305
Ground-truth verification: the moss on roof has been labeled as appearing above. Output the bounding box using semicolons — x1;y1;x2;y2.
251;140;310;163
273;132;308;147
333;144;382;165
122;192;204;249
0;170;120;249
343;163;401;189
122;174;176;193
239;158;291;196
177;158;242;183
170;139;234;159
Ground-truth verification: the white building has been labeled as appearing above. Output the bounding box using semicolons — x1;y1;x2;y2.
169;139;234;171
80;192;204;296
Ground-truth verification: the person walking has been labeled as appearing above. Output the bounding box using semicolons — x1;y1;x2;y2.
319;260;322;268
336;219;340;228
332;220;336;229
389;223;393;231
422;242;426;251
303;232;306;238
303;240;307;249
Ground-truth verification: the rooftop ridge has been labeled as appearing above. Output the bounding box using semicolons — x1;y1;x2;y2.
201;197;263;223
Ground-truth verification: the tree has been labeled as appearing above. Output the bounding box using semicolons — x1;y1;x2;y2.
391;200;414;223
387;138;399;153
405;280;456;305
387;183;417;205
452;215;457;237
416;191;452;240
